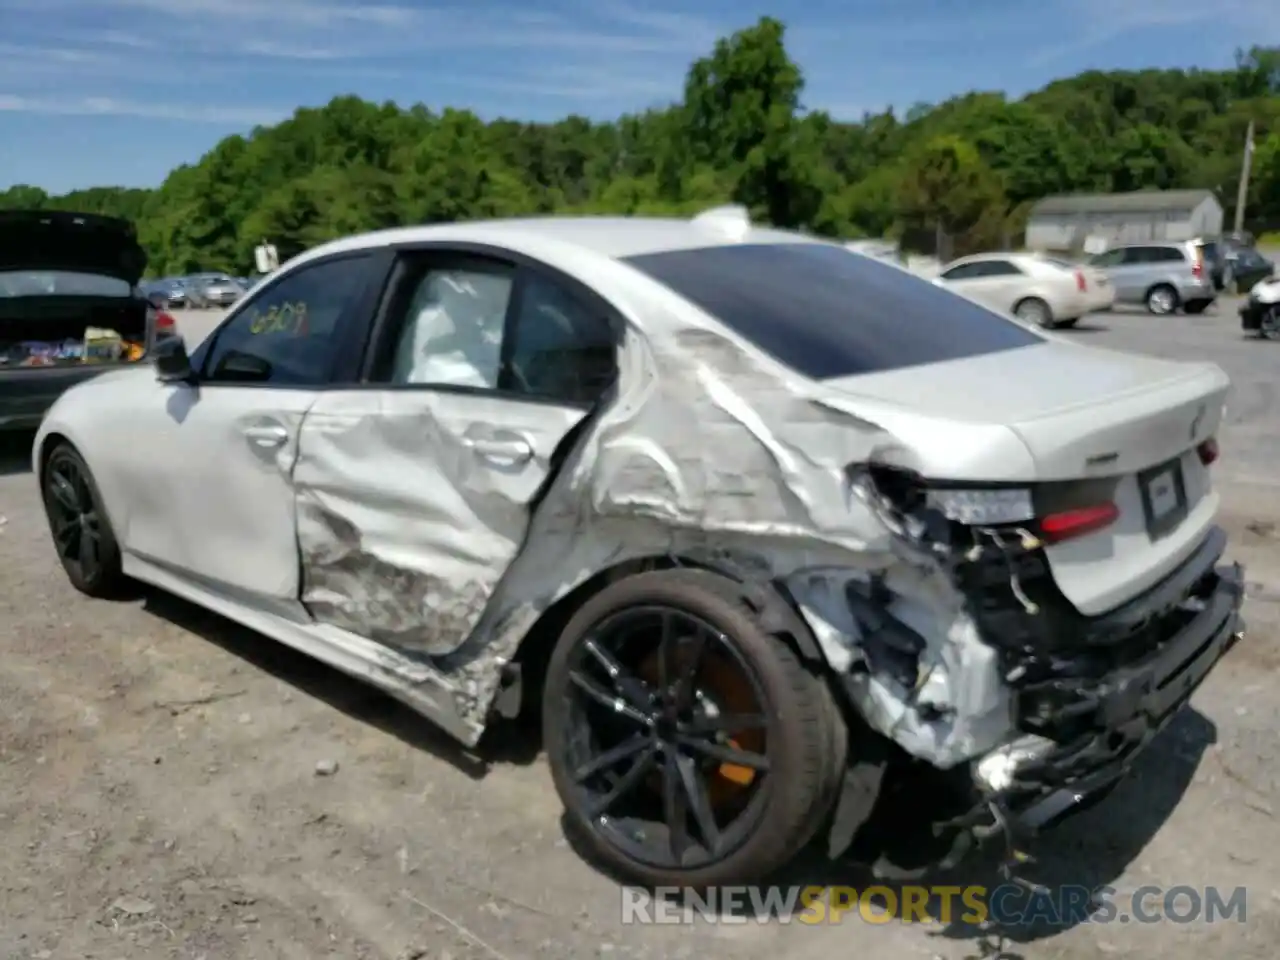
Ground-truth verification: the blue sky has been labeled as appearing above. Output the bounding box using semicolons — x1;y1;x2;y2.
0;0;1274;193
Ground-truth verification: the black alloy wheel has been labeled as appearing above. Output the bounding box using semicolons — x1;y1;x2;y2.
544;570;845;888
563;604;771;871
41;444;125;597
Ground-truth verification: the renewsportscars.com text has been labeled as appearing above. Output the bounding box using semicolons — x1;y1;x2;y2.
620;884;1248;927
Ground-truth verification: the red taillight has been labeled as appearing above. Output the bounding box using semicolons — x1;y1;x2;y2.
1197;437;1219;465
155;309;176;333
1191;254;1204;278
1039;502;1119;543
1075;270;1087;292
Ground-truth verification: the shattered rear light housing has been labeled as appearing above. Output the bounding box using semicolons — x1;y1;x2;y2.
925;487;1035;526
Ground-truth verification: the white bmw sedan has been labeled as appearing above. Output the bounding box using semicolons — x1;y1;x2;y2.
34;207;1245;888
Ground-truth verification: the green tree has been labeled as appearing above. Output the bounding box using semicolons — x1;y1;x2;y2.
897;135;1005;255
8;34;1278;270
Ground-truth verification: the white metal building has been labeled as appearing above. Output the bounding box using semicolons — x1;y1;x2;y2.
1025;190;1224;251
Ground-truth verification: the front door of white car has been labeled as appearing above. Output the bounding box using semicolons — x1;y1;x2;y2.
292;255;619;656
121;253;378;616
125;384;318;610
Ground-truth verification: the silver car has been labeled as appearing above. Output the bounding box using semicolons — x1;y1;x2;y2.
183;273;244;308
1087;241;1217;315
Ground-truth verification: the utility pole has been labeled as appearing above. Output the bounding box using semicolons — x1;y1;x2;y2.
1233;120;1255;237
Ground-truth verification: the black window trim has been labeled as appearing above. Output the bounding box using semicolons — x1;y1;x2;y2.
985;259;1024;276
352;240;625;411
188;248;389;390
940;261;980;280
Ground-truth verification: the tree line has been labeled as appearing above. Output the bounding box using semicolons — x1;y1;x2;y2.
2;19;1279;276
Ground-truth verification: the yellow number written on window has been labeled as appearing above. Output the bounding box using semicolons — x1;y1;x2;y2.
248;301;309;336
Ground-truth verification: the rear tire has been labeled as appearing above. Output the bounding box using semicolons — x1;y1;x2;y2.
1184;299;1212;315
1145;284;1179;315
1013;297;1054;328
40;443;127;598
542;569;844;888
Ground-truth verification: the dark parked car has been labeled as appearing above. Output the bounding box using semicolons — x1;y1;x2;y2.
1223;243;1275;292
0;210;176;431
141;278;189;309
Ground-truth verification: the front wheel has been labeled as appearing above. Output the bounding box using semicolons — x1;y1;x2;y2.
1261;308;1280;340
542;569;846;888
41;443;127;597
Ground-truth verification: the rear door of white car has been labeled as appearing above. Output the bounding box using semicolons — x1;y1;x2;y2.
937;260;1008;309
122;251;382;616
973;258;1030;314
292;247;619;656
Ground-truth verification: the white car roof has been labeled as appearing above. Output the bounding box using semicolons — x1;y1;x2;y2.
947;251;1036;265
288;215;824;271
945;251;1078;274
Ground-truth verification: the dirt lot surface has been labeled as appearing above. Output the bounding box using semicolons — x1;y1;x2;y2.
1;302;1278;960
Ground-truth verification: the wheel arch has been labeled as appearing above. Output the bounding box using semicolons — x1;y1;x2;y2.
502;553;828;718
1012;293;1053;323
34;427;127;549
35;429;73;487
1144;280;1180;306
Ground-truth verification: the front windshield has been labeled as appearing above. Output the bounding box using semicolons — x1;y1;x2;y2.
0;271;132;298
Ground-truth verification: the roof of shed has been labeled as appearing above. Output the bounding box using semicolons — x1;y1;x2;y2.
1029;189;1218;217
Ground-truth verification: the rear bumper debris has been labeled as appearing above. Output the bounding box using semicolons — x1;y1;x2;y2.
963;547;1244;841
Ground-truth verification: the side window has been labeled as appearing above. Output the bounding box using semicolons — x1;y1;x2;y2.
202;255;370;386
940;263;980;280
390;266;512;389
1121;246;1154;265
1090;249;1124;267
983;260;1024;276
1157;247;1188;262
506;272;617;406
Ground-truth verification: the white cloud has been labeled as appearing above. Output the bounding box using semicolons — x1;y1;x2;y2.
0;41;116;64
469;64;678;101
236;40;347;60
1031;0;1278;65
0;0;752;117
0;93;288;124
73;0;419;27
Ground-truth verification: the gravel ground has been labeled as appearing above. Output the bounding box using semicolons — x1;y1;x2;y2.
1;302;1277;960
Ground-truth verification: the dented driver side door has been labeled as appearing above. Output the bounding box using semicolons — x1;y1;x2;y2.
291;249;619;657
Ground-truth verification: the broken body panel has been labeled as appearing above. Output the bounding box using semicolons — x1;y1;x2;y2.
34;221;1245;864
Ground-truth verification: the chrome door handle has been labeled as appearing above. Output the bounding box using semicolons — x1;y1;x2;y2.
244;424;289;448
463;435;533;465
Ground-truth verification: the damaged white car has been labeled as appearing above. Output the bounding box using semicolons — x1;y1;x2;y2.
35;206;1245;887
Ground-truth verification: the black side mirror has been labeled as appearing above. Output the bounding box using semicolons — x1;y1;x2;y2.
154;336;195;384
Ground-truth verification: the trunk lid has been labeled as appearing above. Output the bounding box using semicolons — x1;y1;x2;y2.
0;210;146;284
825;340;1229;614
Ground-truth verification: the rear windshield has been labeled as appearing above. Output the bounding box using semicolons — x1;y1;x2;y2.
622;243;1043;380
0;270;132;298
1040;256;1077;270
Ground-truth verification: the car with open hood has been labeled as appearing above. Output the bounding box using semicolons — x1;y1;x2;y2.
0;210;176;430
32;206;1245;888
